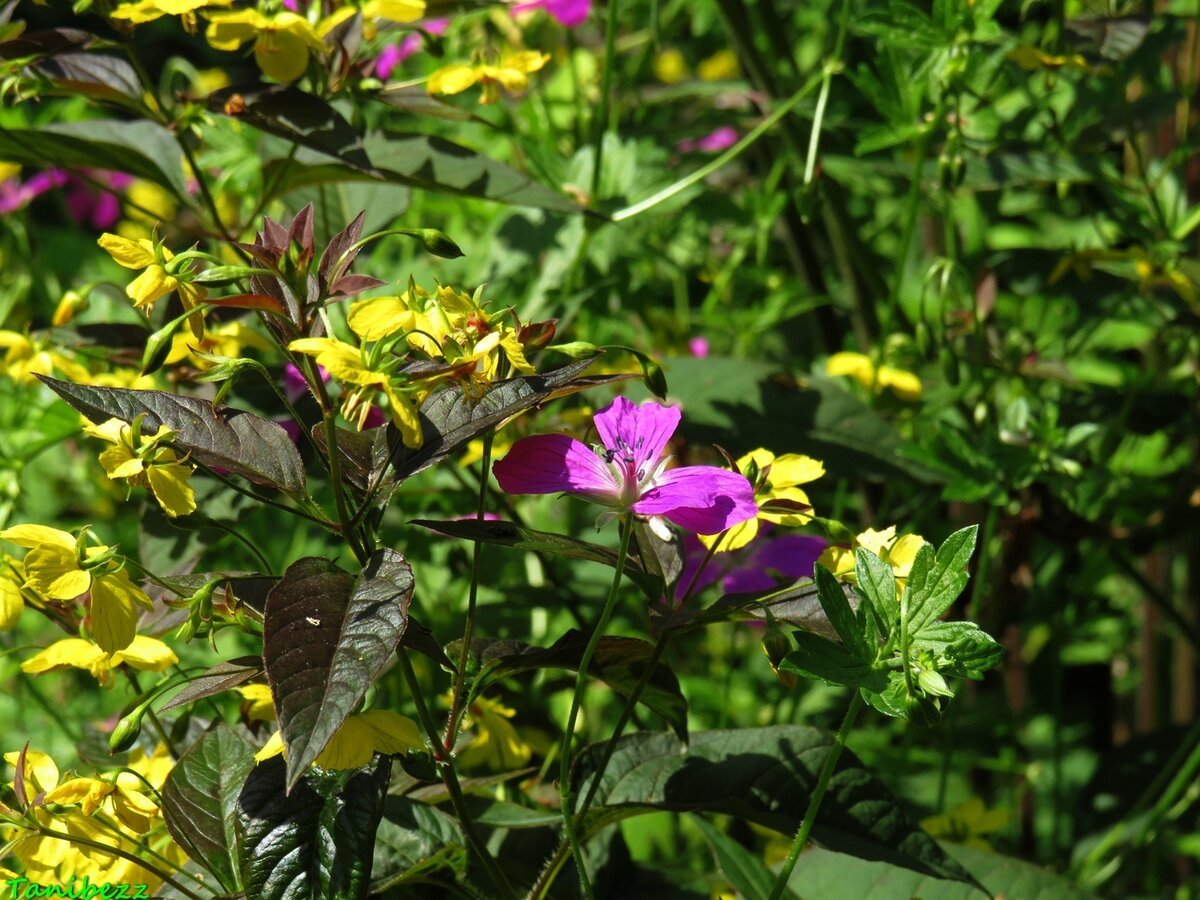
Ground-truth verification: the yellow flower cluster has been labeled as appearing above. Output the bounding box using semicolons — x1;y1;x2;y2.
700;447;824;552
290;282;537;447
0;525;153;653
97;233;206;326
818;525;925;588
428;51;549;104
826;351;922;401
1;745;184;891
83;418;197;518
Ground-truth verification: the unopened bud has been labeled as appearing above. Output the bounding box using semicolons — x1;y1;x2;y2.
109;708;145;753
548;341;601;359
417;229;464;259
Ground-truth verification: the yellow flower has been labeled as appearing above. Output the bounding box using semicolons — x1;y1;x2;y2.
22;635;177;684
205;9;326;82
83;417;196;518
126;743;175;792
361;0;424;22
237;683;276;723
51;290;89;327
826;351;922;401
817;525;925;588
85;369;159;390
116;180;179;243
0;525;153;653
110;0;232;31
653;48;688;84
697;48;738;81
428;51;549;104
460;436;512;468
0;331;90;385
0;570;21;630
404;284;535;382
700;448;824;552
0;162;19;181
458;695;532;770
97;233;206;315
255;709;422;770
921;797;1009;851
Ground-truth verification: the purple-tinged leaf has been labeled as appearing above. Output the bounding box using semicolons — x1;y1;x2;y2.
263;550;414;790
37;377;307;496
161;657;262;712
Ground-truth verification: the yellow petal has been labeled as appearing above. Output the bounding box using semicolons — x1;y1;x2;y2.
205;10;263;50
112;635;179;671
734;447;775;472
23;545;90;600
313;718;378;769
237;684;276;723
98;234;156;269
88;576;144;653
877;365;922;400
698;516;758;553
21;638;108;675
697;48;738;82
110;787;159;833
765;454;824;487
359;710;421;754
45;778;112;814
428;64;481;96
100;445;144;480
362;0;424;22
347;296;415;342
254;730;286;763
816;545;854;579
83;418;128;445
383;382;423;448
147;463;197;518
826;351;875;388
126;265;174;309
886;534;925;578
254;27;312;83
758;486;813;527
856;527;897;558
0;577;21;630
109;0;167;22
1;524;76;551
501;51;549;77
316;6;357;37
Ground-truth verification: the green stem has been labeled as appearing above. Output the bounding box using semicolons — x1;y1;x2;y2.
306;359;368;564
397;649;517;900
445;433;495;752
557;517;635;900
611;74;823;222
801;0;851;184
766;691;863;899
589;0;621;200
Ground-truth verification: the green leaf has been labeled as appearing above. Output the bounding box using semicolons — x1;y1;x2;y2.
0;119;188;199
37;377;307;497
237;755;390;900
910;621;1004;679
263;550;414;789
457;631;688;740
902;526;978;637
371;796;467;891
414;518;660;597
787;843;1096;899
854;548;898;636
575;726;979;887
814;565;866;657
860;671;909;719
690;814;795;900
781;632;889;692
162;724;256;894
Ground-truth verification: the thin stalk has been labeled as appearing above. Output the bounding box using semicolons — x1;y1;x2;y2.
397;649;517;900
307;359;368;564
445;433;495;752
766;691;863;899
194;461;335;530
589;0;621;200
611;74;822;222
801;0;852;184
557;517;635;900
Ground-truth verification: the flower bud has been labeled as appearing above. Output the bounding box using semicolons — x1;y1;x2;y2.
548;341;601;359
416;229;465;259
109;708;144;753
760;626;797;689
904;693;942;728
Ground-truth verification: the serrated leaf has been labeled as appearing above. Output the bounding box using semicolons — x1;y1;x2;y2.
263;550;414;789
902;526;978;637
371;796;468;891
854;548;898;636
910;621;1004;679
781;632;888;692
237;755;390;900
691;814;795;900
574;726;979;887
0;120;188;199
37;377;307;496
414;519;660;597
162;724;256;894
814;565;866;657
458;631;687;740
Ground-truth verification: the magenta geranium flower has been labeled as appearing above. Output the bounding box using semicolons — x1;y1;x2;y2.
511;0;590;28
493;396;757;533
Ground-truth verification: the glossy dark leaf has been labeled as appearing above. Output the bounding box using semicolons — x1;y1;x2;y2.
37;377;307;496
413;519;660;598
162;724;255;894
161;657;262;712
34;52;142;105
209;84;375;174
263;550;413;789
459;631;687;740
237;755;390;899
0;120;188;199
0;27;93;58
371;796;467;891
574;726;979;888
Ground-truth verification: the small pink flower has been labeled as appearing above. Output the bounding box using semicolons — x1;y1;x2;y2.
64;170;133;230
677;126;739;154
688;337;710;358
511;0;590;27
0;169;67;215
376;18;449;78
493;396;757;534
282;362;328;402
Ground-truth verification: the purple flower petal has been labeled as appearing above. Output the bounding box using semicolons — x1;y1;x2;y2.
633;466;756;534
688;336;710;358
749;534;826;580
494;434;618;498
593;396;680;474
512;0;590;27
